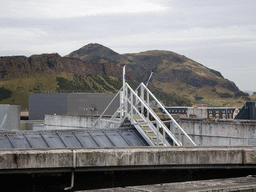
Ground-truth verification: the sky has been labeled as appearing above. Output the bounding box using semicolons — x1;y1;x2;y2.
0;0;255;92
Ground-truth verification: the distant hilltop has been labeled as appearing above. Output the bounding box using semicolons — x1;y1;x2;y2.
65;43;251;107
66;43;238;91
0;43;252;109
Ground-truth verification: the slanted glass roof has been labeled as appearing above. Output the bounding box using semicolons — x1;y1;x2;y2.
0;127;149;149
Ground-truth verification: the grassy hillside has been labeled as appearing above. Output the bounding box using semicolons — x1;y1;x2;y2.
0;72;196;110
0;43;253;109
0;73;70;110
0;72;139;110
152;80;248;107
66;44;252;108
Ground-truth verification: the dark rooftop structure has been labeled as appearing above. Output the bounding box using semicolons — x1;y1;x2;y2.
235;101;256;120
29;93;119;120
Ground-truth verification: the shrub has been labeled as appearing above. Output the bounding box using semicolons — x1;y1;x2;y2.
218;92;233;98
194;94;203;101
0;87;13;101
234;91;249;98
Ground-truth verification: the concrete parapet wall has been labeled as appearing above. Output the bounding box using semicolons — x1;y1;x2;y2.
44;114;117;129
44;115;256;146
20;120;44;130
179;118;256;146
0;146;256;173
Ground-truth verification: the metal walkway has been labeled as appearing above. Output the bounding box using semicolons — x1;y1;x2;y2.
94;67;196;147
0;127;149;149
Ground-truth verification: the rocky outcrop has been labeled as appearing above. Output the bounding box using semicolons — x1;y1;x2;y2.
66;43;129;64
0;43;247;108
65;44;240;93
0;53;128;79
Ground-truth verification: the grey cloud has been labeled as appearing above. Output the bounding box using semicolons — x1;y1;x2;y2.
0;0;256;90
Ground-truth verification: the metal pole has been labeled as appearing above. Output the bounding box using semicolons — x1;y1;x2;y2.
163;130;166;146
141;85;144;116
146;71;153;87
147;91;149;118
131;92;133;118
157;123;159;146
94;88;122;128
122;66;126;119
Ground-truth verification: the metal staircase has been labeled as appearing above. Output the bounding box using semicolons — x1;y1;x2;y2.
133;114;164;146
94;67;196;147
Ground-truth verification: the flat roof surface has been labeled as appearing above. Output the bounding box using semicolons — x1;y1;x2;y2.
86;177;256;192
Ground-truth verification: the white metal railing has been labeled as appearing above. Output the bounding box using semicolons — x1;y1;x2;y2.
93;89;122;128
135;83;197;146
125;83;180;146
94;81;196;146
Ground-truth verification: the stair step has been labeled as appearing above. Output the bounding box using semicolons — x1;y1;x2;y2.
141;127;151;131
154;142;164;146
131;110;186;146
145;130;153;134
145;132;155;137
150;138;158;143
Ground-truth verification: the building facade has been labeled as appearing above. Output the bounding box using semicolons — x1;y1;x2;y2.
163;106;239;119
29;93;119;120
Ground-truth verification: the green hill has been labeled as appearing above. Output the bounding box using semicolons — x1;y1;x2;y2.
0;72;191;110
0;53;127;110
66;44;251;107
0;43;252;110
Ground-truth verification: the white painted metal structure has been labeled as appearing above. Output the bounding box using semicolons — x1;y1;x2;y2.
94;66;196;146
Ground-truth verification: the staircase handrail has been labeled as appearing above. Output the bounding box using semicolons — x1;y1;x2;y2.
126;83;182;146
138;83;197;146
126;99;169;146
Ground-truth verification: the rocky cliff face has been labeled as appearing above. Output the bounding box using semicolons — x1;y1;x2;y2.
66;44;240;93
0;53;128;79
126;51;239;92
64;43;250;107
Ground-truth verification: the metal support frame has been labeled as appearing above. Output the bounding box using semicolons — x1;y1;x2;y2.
126;83;179;146
95;83;196;147
136;83;197;146
94;66;196;146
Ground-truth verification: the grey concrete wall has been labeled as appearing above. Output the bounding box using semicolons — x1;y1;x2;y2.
67;93;119;116
20;120;44;131
29;93;119;120
1;146;256;172
44;114;118;129
44;115;256;146
179;118;256;146
0;104;20;131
